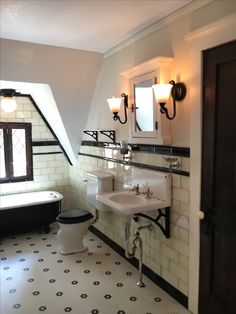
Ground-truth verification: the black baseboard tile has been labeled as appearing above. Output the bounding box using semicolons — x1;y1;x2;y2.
89;225;188;309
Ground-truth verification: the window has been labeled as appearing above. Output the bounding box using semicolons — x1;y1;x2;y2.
0;122;33;183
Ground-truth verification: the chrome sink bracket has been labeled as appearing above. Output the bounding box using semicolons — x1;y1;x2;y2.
134;207;170;238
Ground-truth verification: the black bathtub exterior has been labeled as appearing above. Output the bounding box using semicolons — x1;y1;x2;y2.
0;201;61;234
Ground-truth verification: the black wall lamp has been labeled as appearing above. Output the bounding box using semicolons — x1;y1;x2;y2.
152;80;186;120
0;88;19;112
107;93;128;124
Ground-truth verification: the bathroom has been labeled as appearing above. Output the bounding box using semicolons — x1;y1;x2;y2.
1;1;236;314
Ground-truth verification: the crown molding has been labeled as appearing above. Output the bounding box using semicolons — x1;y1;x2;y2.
121;56;174;79
185;12;236;42
104;0;214;58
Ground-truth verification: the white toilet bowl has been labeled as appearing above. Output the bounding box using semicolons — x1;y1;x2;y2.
56;209;94;254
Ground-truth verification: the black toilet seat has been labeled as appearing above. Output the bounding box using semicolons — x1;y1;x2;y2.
56;209;94;224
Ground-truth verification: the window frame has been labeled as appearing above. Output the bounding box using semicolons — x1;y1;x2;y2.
0;122;33;183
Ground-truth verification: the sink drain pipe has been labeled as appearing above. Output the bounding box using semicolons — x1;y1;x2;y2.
124;220;152;287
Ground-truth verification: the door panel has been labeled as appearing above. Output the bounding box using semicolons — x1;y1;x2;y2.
199;40;236;314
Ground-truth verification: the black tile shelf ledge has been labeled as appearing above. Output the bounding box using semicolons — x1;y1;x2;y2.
89;225;188;309
79;152;190;177
32;140;60;146
81;140;190;157
33;152;63;156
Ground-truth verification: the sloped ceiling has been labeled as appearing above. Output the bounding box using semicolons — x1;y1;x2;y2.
0;39;103;164
0;80;76;164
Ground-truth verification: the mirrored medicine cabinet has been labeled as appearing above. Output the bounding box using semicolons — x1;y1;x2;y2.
131;72;157;137
121;56;173;145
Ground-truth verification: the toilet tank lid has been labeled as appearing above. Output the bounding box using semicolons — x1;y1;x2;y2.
87;171;113;180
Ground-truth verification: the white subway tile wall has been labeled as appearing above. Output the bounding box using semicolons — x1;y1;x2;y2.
70;145;190;296
0;97;70;209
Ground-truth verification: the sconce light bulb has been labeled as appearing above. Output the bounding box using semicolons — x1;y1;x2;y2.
107;96;122;113
107;93;128;124
152;83;172;103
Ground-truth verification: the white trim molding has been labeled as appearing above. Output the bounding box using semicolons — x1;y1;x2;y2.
121;56;173;79
104;0;214;58
185;12;236;42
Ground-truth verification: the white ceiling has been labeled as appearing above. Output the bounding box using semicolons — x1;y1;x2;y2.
0;0;193;53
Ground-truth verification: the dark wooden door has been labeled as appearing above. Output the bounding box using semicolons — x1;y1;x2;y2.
199;40;236;314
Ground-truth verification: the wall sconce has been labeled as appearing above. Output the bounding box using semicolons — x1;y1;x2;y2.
152;80;186;120
0;89;18;112
107;93;128;124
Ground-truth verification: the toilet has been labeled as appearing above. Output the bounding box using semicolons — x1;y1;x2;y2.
56;171;113;254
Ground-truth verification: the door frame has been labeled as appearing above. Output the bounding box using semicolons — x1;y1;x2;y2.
186;13;236;314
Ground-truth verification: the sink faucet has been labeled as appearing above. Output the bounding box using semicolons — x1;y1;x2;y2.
143;188;153;199
130;184;140;195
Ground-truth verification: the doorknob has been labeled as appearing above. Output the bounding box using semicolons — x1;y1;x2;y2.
198;211;205;220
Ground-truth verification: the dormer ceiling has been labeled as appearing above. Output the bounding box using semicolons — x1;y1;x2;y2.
0;0;193;53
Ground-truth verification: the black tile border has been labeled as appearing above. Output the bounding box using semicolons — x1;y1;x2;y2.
32;140;60;146
79;152;190;177
16;94;72;165
81;140;190;157
33;152;63;156
89;225;188;309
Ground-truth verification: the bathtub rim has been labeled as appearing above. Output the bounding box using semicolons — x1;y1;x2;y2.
0;190;63;210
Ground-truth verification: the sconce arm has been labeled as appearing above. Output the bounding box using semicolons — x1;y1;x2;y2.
114;93;128;124
158;80;186;120
159;101;176;120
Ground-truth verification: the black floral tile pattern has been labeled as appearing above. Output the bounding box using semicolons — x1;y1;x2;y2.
0;223;190;314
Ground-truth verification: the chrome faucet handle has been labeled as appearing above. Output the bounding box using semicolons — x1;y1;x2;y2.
130;183;140;194
143;188;153;199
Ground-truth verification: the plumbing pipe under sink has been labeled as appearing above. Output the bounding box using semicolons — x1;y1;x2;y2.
124;220;152;287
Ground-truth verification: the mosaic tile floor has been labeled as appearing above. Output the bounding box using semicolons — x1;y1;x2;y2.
0;224;191;314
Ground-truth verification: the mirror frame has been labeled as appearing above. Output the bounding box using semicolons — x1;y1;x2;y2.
130;71;157;138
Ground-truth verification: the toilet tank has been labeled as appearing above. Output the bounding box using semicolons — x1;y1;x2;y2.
86;171;113;209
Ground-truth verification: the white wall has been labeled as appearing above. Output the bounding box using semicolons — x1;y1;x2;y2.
0;39;103;157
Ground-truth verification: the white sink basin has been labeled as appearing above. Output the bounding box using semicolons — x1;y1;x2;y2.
96;191;170;217
109;193;145;205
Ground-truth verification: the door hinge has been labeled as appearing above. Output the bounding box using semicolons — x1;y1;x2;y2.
155;121;158;130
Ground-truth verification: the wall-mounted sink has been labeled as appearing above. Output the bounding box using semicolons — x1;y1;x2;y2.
96;190;170;217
